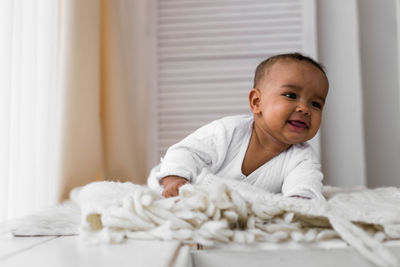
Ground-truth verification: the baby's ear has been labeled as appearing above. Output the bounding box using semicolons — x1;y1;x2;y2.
249;88;261;114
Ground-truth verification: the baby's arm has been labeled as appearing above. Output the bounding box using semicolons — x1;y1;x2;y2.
281;144;324;200
283;163;324;199
153;119;232;197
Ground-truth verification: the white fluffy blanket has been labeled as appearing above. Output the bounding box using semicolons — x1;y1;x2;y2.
78;174;400;267
6;174;400;267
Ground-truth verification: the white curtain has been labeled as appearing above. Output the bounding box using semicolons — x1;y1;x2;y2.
56;0;152;201
0;0;152;222
0;0;59;221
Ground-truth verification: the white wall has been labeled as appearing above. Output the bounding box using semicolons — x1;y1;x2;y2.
317;0;400;188
358;0;400;187
317;0;366;187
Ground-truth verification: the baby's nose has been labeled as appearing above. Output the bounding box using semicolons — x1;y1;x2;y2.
295;103;310;115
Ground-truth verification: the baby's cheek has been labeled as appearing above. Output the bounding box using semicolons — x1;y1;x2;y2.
267;105;289;121
310;116;322;134
313;114;322;127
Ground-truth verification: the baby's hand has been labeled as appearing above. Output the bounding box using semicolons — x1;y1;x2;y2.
161;176;188;198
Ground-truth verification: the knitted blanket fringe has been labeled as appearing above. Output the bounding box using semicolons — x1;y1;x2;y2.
79;175;400;267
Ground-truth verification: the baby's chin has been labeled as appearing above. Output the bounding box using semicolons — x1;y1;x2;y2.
284;134;315;145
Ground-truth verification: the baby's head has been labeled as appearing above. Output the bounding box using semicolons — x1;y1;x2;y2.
249;53;329;146
253;53;327;89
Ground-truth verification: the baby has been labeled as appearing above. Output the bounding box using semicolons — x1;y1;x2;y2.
148;53;329;199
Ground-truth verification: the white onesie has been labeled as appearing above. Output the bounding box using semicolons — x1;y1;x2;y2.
147;115;324;199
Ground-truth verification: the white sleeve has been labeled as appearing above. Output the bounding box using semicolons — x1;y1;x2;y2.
152;119;233;185
281;144;324;200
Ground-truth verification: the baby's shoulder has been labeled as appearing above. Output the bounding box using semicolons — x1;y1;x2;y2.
286;142;319;162
291;142;312;151
195;115;252;142
217;114;253;129
192;114;252;139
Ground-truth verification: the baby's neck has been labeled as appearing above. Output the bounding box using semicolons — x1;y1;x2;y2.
241;126;291;176
252;122;291;154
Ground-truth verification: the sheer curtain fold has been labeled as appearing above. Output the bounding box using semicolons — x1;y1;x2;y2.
100;0;150;183
57;0;151;201
0;0;151;222
0;0;59;221
57;0;103;201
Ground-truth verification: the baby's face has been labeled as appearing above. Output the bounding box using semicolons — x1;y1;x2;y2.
252;60;329;146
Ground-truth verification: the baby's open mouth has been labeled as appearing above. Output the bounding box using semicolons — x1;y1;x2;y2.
288;120;308;128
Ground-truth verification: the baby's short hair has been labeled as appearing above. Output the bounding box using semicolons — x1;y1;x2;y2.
253;52;327;88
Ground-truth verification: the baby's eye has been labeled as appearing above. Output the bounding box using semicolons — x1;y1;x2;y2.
312;101;322;109
284;93;296;99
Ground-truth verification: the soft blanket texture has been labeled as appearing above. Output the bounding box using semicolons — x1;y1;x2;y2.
79;174;400;267
6;175;400;267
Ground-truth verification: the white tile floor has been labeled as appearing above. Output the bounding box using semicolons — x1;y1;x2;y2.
192;240;400;267
2;235;400;267
0;236;188;267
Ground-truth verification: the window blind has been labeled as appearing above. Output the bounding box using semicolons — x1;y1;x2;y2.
156;0;317;157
